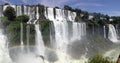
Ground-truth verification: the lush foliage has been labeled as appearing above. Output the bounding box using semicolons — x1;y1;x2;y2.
111;16;120;25
64;5;74;11
3;6;16;21
0;17;10;28
1;4;120;46
87;54;114;63
63;5;120;27
15;15;29;23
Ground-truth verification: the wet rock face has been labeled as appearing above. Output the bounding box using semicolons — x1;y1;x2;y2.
117;55;120;63
67;35;114;59
67;40;86;59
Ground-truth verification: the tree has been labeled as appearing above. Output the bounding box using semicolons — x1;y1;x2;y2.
81;11;89;21
55;6;60;9
111;16;120;24
75;9;81;15
64;5;74;11
3;6;16;21
15;15;29;23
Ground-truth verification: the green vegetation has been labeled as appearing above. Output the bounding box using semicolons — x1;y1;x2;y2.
0;17;10;28
111;16;120;25
87;54;115;63
15;15;29;23
39;19;51;45
3;6;16;21
37;4;46;19
6;21;21;45
64;5;74;11
1;4;120;47
0;5;51;46
1;6;30;46
1;4;120;63
63;5;120;27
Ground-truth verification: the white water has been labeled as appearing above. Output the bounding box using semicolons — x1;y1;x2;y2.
0;29;12;63
16;6;22;16
0;5;88;63
33;6;39;24
15;53;44;63
20;23;24;52
26;25;30;52
24;6;28;15
47;8;55;21
44;7;48;19
35;24;45;56
36;6;39;19
108;24;119;43
52;21;69;52
104;47;120;62
47;7;87;63
104;26;106;38
55;9;64;21
0;7;12;63
47;8;86;53
2;5;119;63
72;22;86;41
0;6;2;16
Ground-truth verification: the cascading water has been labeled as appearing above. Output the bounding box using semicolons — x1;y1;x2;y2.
16;6;22;16
36;6;39;19
47;7;87;55
0;29;12;63
26;25;30;52
34;6;39;24
1;4;118;63
24;6;28;15
47;7;88;63
47;8;55;21
52;21;69;51
44;7;48;19
104;26;106;38
0;6;12;63
20;23;24;52
35;24;45;56
72;22;86;42
72;22;80;41
108;24;119;43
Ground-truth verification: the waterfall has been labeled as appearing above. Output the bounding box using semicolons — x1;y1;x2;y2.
72;22;79;41
0;7;12;63
44;7;48;19
49;22;55;48
47;8;55;21
20;23;24;52
0;6;2;17
35;24;45;56
36;6;39;20
72;22;86;41
108;24;119;43
16;6;22;16
24;6;28;15
104;26;106;38
68;11;72;21
48;8;86;53
52;21;69;51
33;6;39;24
26;25;30;52
0;29;12;63
47;8;69;51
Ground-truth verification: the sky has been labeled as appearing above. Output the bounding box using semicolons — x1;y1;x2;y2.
0;0;120;16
